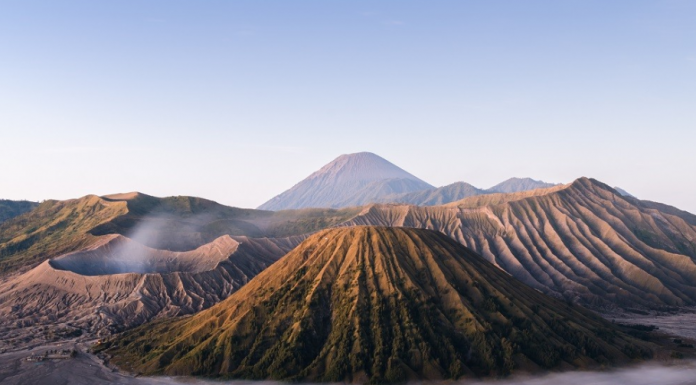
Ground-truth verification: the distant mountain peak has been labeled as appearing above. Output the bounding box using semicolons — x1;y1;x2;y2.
488;177;557;193
258;152;433;210
305;152;424;182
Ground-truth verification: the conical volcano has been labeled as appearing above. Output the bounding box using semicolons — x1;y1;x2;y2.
107;226;652;382
258;152;433;210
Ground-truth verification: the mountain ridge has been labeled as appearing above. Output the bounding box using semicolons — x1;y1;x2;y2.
341;177;696;310
104;226;653;382
0;192;359;274
488;177;558;194
0;199;38;224
376;181;487;206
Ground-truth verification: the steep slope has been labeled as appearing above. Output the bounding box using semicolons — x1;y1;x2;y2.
378;182;486;206
341;179;696;310
0;196;129;273
106;227;652;382
488;177;557;193
258;152;433;210
0;235;299;343
0;199;38;224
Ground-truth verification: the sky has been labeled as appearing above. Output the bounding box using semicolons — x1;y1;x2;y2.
1;1;695;212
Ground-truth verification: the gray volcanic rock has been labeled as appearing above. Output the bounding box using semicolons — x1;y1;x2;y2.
340;178;696;310
488;177;557;193
258;152;433;210
107;227;653;382
0;234;300;338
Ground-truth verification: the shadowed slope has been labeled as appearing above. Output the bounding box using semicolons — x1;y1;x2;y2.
93;192;361;249
0;199;38;224
106;227;651;382
0;192;359;275
342;178;696;310
258;152;433;210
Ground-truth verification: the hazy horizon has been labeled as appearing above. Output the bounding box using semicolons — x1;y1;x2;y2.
1;1;694;212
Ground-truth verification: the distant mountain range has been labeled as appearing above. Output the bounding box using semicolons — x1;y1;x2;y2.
488;177;557;193
342;178;696;310
375;181;486;206
258;152;559;209
104;227;652;382
1;151;693;381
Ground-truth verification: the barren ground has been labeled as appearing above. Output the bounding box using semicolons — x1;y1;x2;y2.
1;311;696;384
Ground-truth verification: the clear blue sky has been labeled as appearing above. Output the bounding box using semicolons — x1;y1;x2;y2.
1;1;695;212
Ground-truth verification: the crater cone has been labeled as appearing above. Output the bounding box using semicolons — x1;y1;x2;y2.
107;226;652;382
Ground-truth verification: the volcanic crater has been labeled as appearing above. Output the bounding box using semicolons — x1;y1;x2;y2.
49;234;239;276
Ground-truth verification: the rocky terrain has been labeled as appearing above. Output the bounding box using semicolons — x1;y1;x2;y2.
341;178;696;310
0;234;298;346
104;227;654;382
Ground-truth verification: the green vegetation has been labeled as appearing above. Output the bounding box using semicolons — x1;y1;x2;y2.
107;227;653;382
0;196;128;273
262;207;362;238
0;192;362;274
92;194;360;250
0;199;38;224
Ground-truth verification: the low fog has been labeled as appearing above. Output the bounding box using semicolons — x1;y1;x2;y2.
120;362;696;385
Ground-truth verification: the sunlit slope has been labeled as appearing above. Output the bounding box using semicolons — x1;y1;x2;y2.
0;192;359;274
0;196;129;273
107;227;652;382
343;178;696;309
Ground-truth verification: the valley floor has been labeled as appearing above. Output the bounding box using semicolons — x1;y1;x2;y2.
609;309;696;340
2;312;696;385
3;348;696;385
